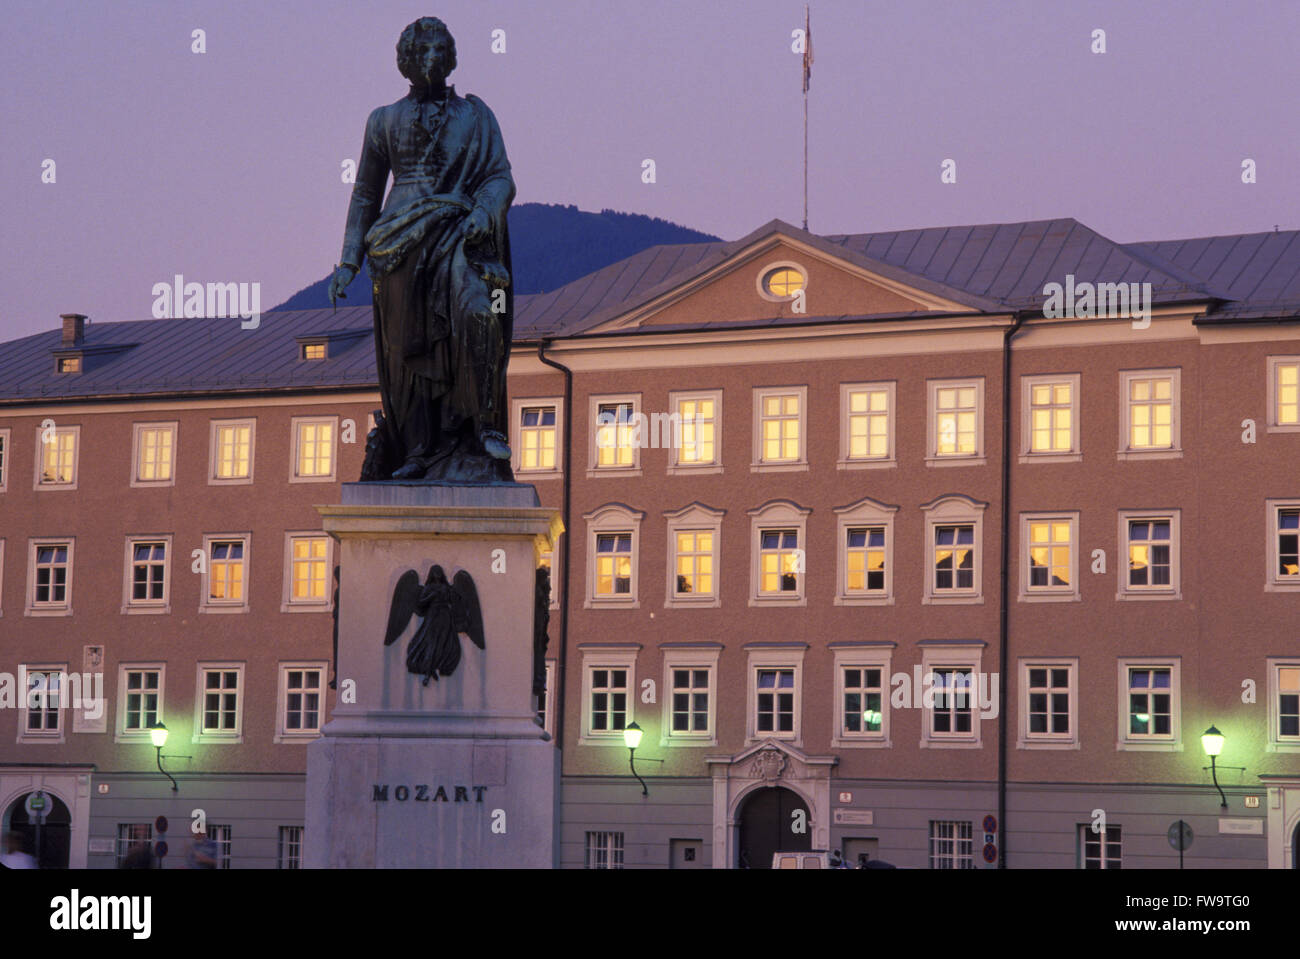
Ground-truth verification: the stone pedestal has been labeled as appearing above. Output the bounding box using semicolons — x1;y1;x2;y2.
305;482;563;868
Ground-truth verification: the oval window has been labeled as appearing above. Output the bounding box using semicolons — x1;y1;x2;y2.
762;267;805;299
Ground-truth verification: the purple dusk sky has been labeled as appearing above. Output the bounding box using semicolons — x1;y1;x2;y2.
2;0;1298;340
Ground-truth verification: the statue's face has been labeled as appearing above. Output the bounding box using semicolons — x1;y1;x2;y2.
409;30;453;87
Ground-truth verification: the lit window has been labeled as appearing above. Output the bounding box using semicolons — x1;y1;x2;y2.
1127;520;1171;588
674;394;718;466
57;356;80;373
759;529;800;594
1273;663;1300;744
760;394;800;462
595;533;632;596
38;428;77;486
294;419;335;479
289;535;329;604
122;670;161;732
211;421;253;481
1027;519;1073;591
934;525;975;592
673;530;714;597
755;668;795;734
762;267;804;299
1272;504;1300;586
1024;377;1078;455
1078;824;1121;869
595;402;636;468
135;425;175;483
1271;358;1299;427
209;540;245;603
0;429;9;490
302;343;326;360
584;504;643;607
846;387;889;460
935;386;978;455
1127;376;1173;448
519;406;557;471
844;527;886;595
929;821;974;869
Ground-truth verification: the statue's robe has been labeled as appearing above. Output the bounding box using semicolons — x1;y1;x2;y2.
340;84;515;481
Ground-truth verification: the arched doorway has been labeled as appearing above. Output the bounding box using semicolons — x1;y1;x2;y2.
737;786;810;869
5;792;72;869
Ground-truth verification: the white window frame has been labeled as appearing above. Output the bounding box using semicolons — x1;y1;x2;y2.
130;421;178;488
275;662;327;743
1118;368;1181;459
921;494;986;605
193;662;245;744
0;538;5;618
660;645;721;747
26;537;74;617
756;260;808;303
1266;499;1300;592
1019;512;1080;602
511;396;564;477
115;663;165;743
748;499;811;607
927;378;985;466
583;504;643;608
278;826;304;869
745;645;807;745
587;393;642;478
1020;373;1081;463
831;645;893;748
1266;659;1300;753
1116;658;1182;752
1117;510;1181;601
122;535;173;614
208;418;255;485
920;644;985;748
1078;823;1122;869
1017;658;1079;749
578;646;638;746
33;424;80;490
584;830;626;869
17;663;68;744
668;389;723;474
200;533;251;614
536;659;557;739
0;427;11;492
929;820;975;869
289;416;338;483
664;502;724;608
751;386;808;472
281;531;334;612
839;381;896;470
834;496;897;606
1266;356;1300;432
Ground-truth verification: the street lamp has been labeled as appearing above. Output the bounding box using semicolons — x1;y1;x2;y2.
1200;725;1243;811
622;722;662;796
149;722;178;792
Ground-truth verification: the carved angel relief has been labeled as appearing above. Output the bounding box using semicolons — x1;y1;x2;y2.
384;566;485;685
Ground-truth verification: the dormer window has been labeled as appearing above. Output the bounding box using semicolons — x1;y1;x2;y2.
301;343;326;361
57;356;81;374
758;264;807;301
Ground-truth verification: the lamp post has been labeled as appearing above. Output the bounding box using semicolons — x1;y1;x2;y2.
1200;725;1243;811
622;722;663;796
149;722;179;792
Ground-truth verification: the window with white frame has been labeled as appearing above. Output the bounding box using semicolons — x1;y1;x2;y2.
589;395;640;474
834;496;897;605
1268;356;1299;430
921;644;985;747
665;503;723;607
1267;660;1300;751
284;533;331;610
670;390;721;470
1118;659;1180;749
0;428;9;491
836;661;888;744
585;831;624;869
1118;512;1179;599
512;399;562;474
35;425;79;488
578;647;637;744
1021;514;1079;601
291;417;336;481
124;537;170;612
752;387;807;470
132;422;177;486
116;824;153;867
745;645;806;743
1021;374;1080;460
20;666;63;740
208;825;233;869
583;504;643;608
277;664;325;741
929;821;974;869
749;500;810;606
1078;824;1121;869
922;495;985;604
202;535;250;611
661;646;720;745
29;540;73;613
928;379;983;463
210;419;254;483
195;664;244;743
840;382;895;467
1019;660;1078;748
117;666;163;741
1267;501;1300;591
1119;369;1180;455
536;660;556;737
278;826;303;869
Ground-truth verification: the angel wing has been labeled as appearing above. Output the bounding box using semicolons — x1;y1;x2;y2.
451;570;486;650
383;569;422;646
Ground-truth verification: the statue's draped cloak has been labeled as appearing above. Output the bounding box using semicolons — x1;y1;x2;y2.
340;86;515;478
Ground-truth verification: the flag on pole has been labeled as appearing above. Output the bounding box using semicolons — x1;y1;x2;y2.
802;5;814;93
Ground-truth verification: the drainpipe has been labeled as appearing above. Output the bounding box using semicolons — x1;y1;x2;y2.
536;339;573;757
998;309;1027;868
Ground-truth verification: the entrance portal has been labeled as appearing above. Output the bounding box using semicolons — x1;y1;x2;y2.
5;792;72;869
737;786;810;869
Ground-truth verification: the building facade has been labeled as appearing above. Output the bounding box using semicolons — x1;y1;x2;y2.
2;217;1298;868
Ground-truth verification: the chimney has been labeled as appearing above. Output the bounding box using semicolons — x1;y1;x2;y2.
61;313;87;347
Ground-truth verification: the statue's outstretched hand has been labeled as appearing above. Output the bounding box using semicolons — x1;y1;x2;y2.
462;207;491;244
328;264;358;309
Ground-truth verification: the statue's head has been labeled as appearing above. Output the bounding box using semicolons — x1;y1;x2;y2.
397;17;457;87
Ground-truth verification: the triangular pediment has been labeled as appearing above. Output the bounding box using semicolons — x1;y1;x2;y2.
708;737;837;782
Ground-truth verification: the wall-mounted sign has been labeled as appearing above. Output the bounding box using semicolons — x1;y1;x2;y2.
1218;818;1263;835
88;838;115;854
837;791;852;804
832;809;873;825
1243;796;1260;809
372;784;488;803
